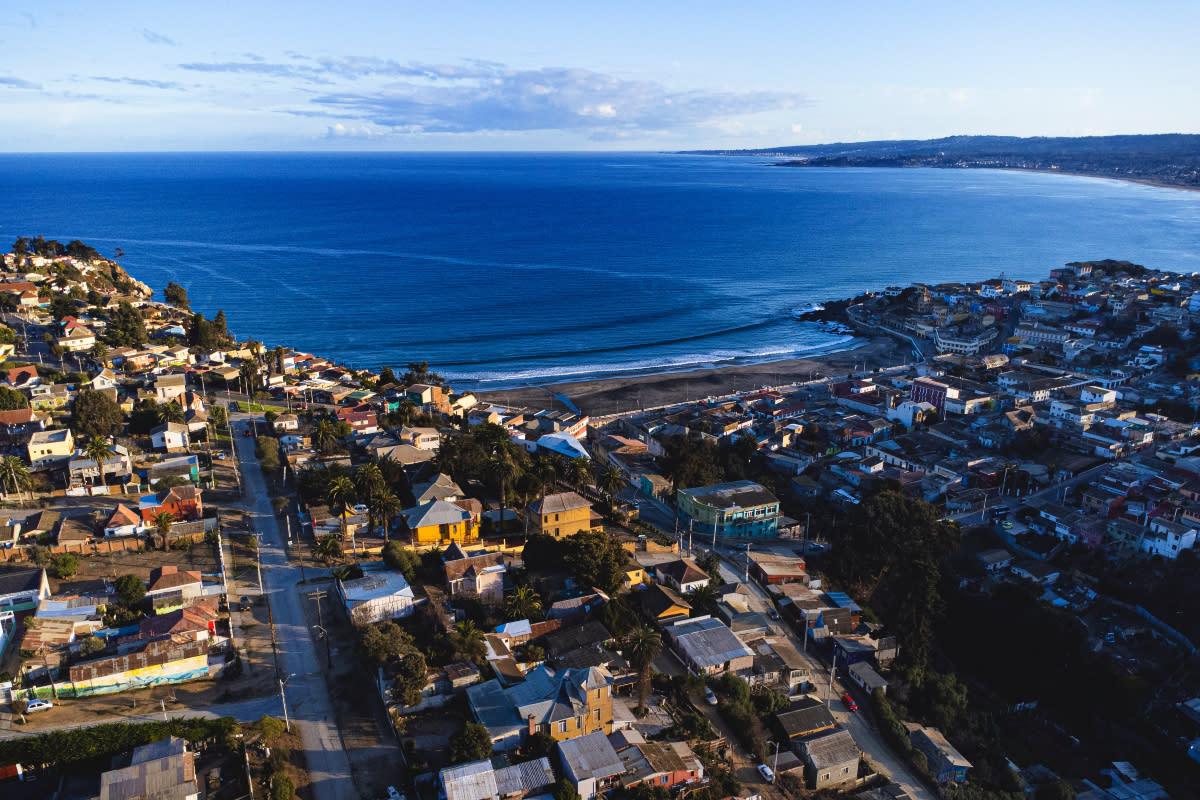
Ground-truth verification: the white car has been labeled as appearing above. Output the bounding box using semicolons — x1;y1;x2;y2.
25;699;52;713
704;687;718;706
352;504;369;515
757;764;774;783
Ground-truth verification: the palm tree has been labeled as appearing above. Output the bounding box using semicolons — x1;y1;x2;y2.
355;463;386;532
313;418;338;455
453;620;487;663
377;454;406;491
313;533;342;564
504;586;544;622
567;457;591;491
0;455;31;503
398;398;417;427
371;489;404;542
688;584;718;617
326;475;357;555
597;466;625;515
155;401;185;425
624;625;663;714
487;451;520;537
83;436;117;493
533;455;558;500
152;511;174;551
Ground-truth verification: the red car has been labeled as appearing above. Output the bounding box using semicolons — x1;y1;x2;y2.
841;693;858;712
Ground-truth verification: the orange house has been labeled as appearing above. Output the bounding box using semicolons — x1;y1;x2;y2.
140;486;203;523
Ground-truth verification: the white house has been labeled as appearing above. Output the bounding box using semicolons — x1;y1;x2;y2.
150;422;190;452
338;570;415;625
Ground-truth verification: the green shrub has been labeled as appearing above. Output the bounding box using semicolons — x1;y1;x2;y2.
271;771;295;800
255;715;287;742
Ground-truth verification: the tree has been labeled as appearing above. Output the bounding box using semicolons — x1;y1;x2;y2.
163;281;190;309
106;301;147;348
371;489;403;542
355;463;386;531
70;389;124;439
487;451;520;536
271;773;294;800
90;341;109;366
390;652;428;707
448;721;493;764
378;366;397;386
50;553;78;578
152;511;174;551
519;731;557;761
381;541;420;583
1036;779;1077;800
597;465;625;513
114;574;146;607
155;401;185;425
327;476;357;553
312;419;339;455
563;530;630;595
83;436;117;491
0;386;28;411
357;621;415;667
0;455;31;502
504;586;544;622
453;620;487;663
255;437;281;472
567;456;591;490
313;534;342;564
79;636;106;657
255;715;287;742
624;626;662;713
552;778;581;800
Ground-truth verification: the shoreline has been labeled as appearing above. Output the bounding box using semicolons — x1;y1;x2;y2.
478;335;908;417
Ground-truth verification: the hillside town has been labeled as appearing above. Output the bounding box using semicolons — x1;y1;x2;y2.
0;239;1199;800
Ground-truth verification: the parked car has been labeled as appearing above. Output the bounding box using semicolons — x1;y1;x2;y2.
757;764;775;783
352;504;369;515
841;693;858;712
704;687;718;706
25;699;52;713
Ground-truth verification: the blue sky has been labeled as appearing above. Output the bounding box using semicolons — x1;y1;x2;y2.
2;1;1198;151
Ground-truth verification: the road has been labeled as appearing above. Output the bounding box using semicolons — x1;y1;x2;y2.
228;409;356;800
947;461;1112;525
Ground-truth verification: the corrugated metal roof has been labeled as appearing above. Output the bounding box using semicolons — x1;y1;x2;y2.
669;617;753;668
441;759;498;800
494;757;554;795
558;731;624;781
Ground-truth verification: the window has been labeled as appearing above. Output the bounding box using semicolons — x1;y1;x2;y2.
557;721;567;734
661;777;669;785
594;709;601;721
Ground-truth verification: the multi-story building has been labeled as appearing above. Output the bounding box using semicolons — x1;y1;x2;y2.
526;491;599;538
467;665;614;751
676;480;780;539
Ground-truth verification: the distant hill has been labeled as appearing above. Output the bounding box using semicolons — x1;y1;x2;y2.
681;134;1200;188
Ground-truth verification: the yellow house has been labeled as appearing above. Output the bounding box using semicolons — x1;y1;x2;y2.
401;499;480;548
623;568;652;591
526;491;600;538
27;427;75;470
466;665;614;751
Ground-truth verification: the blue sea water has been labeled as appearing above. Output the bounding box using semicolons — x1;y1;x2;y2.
2;152;1199;389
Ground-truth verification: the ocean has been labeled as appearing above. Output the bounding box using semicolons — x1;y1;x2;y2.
2;152;1199;390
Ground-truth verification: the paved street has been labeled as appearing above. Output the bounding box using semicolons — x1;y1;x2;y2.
229;410;357;800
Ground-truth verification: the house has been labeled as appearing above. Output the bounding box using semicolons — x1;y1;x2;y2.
676;480;781;539
56;325;96;352
66;637;212;696
139;486;203;523
776;695;837;742
466;665;615;751
526;492;599;538
146;566;204;608
976;548;1014;573
154;373;188;403
0;565;50;614
444;543;506;604
0;407;47;442
99;737;199;800
611;732;704;791
273;413;299;432
399;426;441;451
557;731;626;800
748;552;807;585
635;583;691;624
412;473;464;504
401;499;480;548
802;728;861;790
5;365;40;390
68;443;133;488
90;368;119;391
56;515;96;546
440;758;555;800
104;504;143;537
654;558;711;595
848;662;889;695
337;570;415;624
908;724;971;783
28;427;75;470
665;615;754;675
150;422;190;451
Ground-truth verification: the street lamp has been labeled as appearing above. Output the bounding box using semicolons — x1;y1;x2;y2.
278;672;296;733
234;733;254;800
769;740;780;784
313;625;333;668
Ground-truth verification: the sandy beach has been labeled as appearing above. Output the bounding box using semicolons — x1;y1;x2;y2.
478;335;909;417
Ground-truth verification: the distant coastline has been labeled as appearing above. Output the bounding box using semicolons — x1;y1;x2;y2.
681;133;1200;191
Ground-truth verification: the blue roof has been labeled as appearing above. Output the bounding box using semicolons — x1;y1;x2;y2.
825;592;862;611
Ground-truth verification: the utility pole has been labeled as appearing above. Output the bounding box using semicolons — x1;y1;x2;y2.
255;534;263;594
307;590;333;668
278;675;291;733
